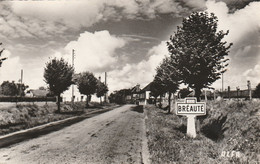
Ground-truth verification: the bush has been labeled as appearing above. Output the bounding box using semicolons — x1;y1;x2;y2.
0;96;57;102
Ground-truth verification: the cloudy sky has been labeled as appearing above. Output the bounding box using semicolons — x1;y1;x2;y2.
0;0;259;94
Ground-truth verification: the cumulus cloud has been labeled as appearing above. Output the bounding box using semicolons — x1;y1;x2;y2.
206;0;260;47
62;30;126;73
108;41;168;91
0;0;208;39
243;63;260;88
0;50;22;84
206;0;260;89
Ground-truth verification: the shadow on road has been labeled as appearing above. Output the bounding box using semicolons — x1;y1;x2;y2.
131;105;144;113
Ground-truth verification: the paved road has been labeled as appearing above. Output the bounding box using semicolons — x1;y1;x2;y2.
0;105;145;164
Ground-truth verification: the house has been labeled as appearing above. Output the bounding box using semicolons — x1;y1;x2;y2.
26;89;49;97
130;84;141;104
139;82;152;105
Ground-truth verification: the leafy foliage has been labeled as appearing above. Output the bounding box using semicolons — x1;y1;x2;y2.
109;89;131;104
96;81;108;104
167;12;232;100
77;71;98;107
0;81;28;96
253;83;260;98
154;57;179;113
96;81;108;98
44;58;74;112
178;88;192;98
0;43;7;67
155;57;179;94
150;79;166;98
44;58;74;95
0;81;18;96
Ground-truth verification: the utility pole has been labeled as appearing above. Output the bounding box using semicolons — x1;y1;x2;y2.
72;49;75;104
104;72;108;103
247;80;252;101
20;69;23;97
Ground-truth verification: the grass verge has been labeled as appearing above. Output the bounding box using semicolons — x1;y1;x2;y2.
145;100;260;164
0;102;117;136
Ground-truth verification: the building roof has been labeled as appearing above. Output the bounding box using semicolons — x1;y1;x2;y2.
131;84;141;93
140;82;152;93
31;89;49;97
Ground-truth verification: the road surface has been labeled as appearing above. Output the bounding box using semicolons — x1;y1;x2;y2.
0;105;146;164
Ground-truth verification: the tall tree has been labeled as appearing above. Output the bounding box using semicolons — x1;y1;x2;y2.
44;58;74;112
77;72;98;107
0;81;28;96
155;57;179;113
108;89;131;104
253;83;260;98
96;81;108;104
167;12;232;101
0;81;18;96
150;79;166;106
0;43;7;67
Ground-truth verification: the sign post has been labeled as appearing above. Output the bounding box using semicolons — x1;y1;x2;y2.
176;97;206;138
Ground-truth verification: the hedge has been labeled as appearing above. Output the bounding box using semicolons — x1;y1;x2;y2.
0;96;59;102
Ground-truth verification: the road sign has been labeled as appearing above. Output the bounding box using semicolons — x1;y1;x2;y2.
175;97;206;138
176;97;206;116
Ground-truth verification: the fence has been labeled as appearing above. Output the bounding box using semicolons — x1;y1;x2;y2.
203;89;254;100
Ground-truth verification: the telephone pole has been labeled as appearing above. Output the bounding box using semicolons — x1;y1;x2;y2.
247;80;252;101
104;72;108;103
72;49;75;104
20;69;23;97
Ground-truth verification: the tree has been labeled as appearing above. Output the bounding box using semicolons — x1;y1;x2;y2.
155;57;179;113
0;43;7;67
150;79;166;106
96;81;108;104
44;58;74;112
0;81;18;96
253;83;260;98
178;88;192;98
77;72;98;107
0;81;28;96
16;83;29;96
108;89;131;104
167;12;232;101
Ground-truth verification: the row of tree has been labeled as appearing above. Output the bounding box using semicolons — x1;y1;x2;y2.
108;89;132;104
150;12;233;113
44;58;108;112
0;81;29;96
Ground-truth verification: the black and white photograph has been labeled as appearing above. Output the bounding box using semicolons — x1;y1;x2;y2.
0;0;260;163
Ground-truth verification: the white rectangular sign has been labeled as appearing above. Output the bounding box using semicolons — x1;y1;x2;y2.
176;97;206;116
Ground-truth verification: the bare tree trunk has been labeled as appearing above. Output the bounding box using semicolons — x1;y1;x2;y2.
154;97;157;106
159;95;162;108
86;95;89;108
168;92;172;114
57;94;61;113
195;88;201;102
100;97;102;105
